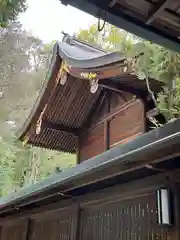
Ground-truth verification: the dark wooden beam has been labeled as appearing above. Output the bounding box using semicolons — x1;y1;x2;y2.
108;0;117;8
146;0;170;25
0;199;75;224
0;227;3;240
42;119;78;136
99;82;128;102
171;184;180;239
99;79;146;99
76;137;80;164
75;206;81;240
24;219;33;240
104;120;110;151
104;93;110;151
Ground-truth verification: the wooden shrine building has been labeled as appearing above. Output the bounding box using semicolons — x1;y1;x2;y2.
18;34;164;163
1;36;180;240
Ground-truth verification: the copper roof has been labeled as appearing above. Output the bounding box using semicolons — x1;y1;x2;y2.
18;35;163;152
60;0;180;52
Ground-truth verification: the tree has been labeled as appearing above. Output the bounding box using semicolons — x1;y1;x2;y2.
76;23;180;121
27;37;53;72
0;22;76;195
132;42;180;121
0;0;27;27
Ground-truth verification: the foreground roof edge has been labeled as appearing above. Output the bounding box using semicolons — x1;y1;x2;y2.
2;119;180;214
60;0;180;52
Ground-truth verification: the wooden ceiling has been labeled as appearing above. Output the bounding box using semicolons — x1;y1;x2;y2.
60;0;180;52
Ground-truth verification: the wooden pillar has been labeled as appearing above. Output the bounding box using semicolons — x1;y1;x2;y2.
0;226;3;240
24;219;33;240
75;205;81;240
171;183;180;240
104;91;111;151
76;137;80;164
104;120;110;151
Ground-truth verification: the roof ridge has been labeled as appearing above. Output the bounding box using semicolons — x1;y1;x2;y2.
62;31;107;53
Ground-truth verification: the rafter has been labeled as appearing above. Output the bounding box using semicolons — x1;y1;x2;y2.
99;82;128;101
41;120;78;136
146;0;170;25
99;79;146;99
60;0;180;52
108;0;117;8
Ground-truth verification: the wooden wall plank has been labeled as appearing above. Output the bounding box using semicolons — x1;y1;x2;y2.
30;206;78;240
79;192;172;240
1;219;28;240
79;97;145;162
0;170;180;240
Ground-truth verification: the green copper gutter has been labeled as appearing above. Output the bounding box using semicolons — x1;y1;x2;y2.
0;119;180;214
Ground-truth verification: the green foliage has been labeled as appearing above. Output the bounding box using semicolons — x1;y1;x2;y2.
0;22;76;196
76;24;104;48
76;23;180;122
76;24;135;53
2;19;180;196
0;0;27;27
158;78;180;119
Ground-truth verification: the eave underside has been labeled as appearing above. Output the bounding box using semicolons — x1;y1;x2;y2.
19;74;162;153
60;0;180;52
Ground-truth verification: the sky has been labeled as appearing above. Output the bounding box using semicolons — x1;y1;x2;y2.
19;0;96;42
17;1;164;52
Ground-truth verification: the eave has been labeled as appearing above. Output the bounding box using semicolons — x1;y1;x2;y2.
60;0;180;52
2;119;180;216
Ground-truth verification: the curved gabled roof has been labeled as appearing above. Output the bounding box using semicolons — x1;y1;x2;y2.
55;37;125;68
17;36;163;153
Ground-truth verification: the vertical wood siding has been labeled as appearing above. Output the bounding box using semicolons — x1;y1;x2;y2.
80;123;104;161
1;220;27;240
109;99;145;148
79;193;170;240
30;209;77;240
0;186;178;240
79;98;145;162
